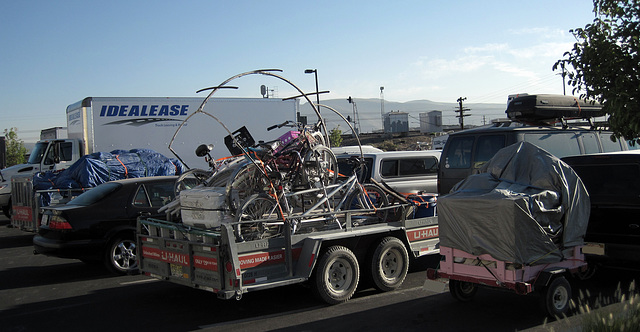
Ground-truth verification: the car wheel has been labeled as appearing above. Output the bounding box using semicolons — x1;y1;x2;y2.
312;246;359;304
369;237;409;292
105;235;138;275
449;279;478;302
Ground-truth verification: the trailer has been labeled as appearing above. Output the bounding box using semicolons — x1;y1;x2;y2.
426;246;586;317
426;141;591;317
136;69;441;303
138;206;439;303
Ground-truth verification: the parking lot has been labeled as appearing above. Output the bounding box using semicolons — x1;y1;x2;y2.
1;214;638;332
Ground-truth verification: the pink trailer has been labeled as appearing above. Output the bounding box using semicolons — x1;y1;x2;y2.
427;245;588;317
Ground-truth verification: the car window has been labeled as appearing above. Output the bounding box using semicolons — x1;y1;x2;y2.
133;186;151;207
474;135;506;168
523;133;580;158
381;160;398;177
381;157;438;177
581;132;601;154
68;182;122;206
144;181;176;207
336;157;373;181
443;136;474;169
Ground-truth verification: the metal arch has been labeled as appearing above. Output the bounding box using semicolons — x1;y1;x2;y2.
168;69;329;168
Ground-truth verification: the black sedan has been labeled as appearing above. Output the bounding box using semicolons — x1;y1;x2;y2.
33;176;180;274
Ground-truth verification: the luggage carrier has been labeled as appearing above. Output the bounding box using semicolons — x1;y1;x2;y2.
426;245;587;317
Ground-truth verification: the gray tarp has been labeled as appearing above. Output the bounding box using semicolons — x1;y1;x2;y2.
439;142;590;265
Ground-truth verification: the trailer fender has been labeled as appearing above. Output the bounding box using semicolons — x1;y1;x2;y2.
534;268;567;289
295;238;323;278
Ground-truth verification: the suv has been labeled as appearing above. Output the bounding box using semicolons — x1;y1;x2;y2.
334;149;441;194
438;121;634;194
562;151;640;270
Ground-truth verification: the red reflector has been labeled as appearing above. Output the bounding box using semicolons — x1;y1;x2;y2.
226;261;232;272
49;220;72;230
308;254;315;267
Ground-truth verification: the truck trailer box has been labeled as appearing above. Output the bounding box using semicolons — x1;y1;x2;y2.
67;97;300;169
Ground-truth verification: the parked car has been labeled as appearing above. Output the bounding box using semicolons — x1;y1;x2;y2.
33;176;184;274
562;151;640;273
334;149;441;194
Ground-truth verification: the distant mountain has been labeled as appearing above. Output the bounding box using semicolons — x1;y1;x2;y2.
298;98;507;133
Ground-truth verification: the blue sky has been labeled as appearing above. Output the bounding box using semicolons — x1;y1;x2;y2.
1;0;597;142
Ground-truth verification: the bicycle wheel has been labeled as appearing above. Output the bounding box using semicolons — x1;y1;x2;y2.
236;193;284;241
174;168;212;196
345;183;389;224
226;162;269;214
303;145;338;187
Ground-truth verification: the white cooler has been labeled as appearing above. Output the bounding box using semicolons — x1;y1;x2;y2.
180;187;230;229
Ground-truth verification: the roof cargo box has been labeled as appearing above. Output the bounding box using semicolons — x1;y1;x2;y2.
506;94;603;124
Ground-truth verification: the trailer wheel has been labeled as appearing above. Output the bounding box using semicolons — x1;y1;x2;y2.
449;279;478;302
104;235;138;275
312;246;359;304
369;237;409;292
540;276;571;317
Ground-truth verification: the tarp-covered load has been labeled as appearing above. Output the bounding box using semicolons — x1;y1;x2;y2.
439;142;590;265
32;149;186;205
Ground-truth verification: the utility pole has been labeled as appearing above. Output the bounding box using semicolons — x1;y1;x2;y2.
456;97;471;130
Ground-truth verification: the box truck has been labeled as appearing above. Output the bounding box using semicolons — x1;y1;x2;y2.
2;97;299;222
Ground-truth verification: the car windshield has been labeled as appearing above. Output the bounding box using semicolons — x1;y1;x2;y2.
67;182;122;206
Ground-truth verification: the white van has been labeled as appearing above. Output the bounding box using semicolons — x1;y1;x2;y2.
334;148;441;194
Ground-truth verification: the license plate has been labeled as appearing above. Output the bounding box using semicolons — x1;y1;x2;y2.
583;242;605;255
40;214;49;226
170;264;184;278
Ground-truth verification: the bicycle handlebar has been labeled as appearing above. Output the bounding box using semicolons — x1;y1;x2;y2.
267;120;294;131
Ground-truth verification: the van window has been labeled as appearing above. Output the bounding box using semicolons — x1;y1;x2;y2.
381;157;438;177
523;133;580;158
474;135;506;167
599;133;625;152
581;132;601;154
444;136;474;169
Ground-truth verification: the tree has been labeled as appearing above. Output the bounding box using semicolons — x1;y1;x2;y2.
4;128;28;166
329;126;343;147
554;0;640;143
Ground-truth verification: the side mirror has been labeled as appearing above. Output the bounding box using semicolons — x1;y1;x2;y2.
195;144;213;157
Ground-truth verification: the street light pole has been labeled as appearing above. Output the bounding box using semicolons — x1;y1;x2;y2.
305;69;320;113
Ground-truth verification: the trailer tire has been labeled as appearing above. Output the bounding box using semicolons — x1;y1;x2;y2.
104;235;138;275
449;279;478;302
540;276;571;317
312;246;359;304
369;237;409;292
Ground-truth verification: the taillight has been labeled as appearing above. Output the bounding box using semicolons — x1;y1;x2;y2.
49;215;73;230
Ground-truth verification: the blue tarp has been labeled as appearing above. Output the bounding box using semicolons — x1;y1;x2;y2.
33;149;186;205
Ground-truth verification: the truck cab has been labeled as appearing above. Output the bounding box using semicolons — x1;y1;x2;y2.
0;139;82;218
